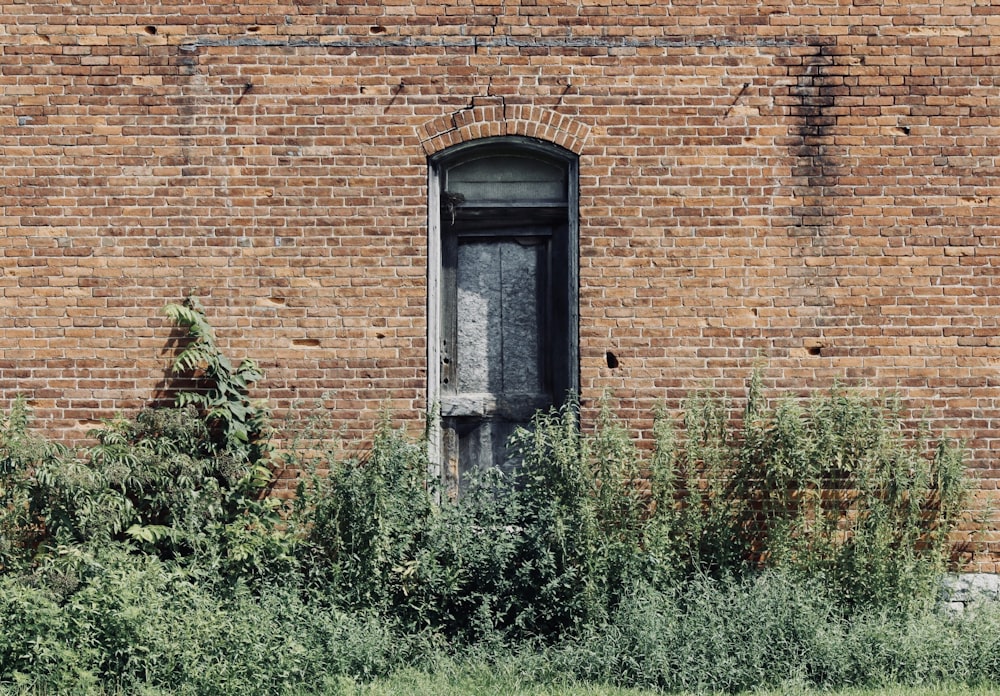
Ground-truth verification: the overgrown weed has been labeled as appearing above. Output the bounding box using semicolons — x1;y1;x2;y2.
0;303;983;693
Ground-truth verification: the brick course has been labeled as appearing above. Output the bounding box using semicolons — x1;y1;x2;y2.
2;0;999;565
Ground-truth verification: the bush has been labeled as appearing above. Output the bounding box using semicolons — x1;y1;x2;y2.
0;545;434;693
0;403;294;586
293;418;436;611
736;373;969;609
0;397;68;575
517;571;1000;694
286;374;969;646
0;299;979;692
0;299;292;585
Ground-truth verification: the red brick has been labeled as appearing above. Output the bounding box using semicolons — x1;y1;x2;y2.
2;0;1000;566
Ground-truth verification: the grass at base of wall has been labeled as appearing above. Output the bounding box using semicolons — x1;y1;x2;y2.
347;674;1000;696
350;668;660;696
749;687;1000;696
8;671;1000;696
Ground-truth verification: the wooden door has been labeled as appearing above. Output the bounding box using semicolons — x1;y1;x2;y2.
440;224;560;488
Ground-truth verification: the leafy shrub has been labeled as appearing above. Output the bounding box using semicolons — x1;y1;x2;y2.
286;374;970;646
524;571;1000;694
293;401;644;641
164;296;271;461
0;573;97;692
0;545;433;694
503;401;605;636
293;419;434;609
582;373;969;610
735;373;969;609
89;406;293;580
0;398;68;574
292;416;519;642
0;299;291;584
645;389;749;582
0;300;979;693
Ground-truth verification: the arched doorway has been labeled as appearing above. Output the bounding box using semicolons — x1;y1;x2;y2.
428;137;579;492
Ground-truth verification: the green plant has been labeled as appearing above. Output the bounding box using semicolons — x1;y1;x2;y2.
288;373;970;642
0;357;985;695
294;417;435;611
675;386;749;577
99;406;292;578
537;571;1000;695
164;295;271;462
0;398;68;573
0;572;99;692
290;400;637;641
504;400;604;637
1;405;291;583
588;400;646;611
0;300;292;584
736;374;969;609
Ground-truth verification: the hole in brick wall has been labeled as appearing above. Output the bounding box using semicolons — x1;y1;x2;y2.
606;351;619;369
246;25;260;33
370;25;386;34
292;338;321;348
807;346;822;357
144;25;157;35
256;296;285;307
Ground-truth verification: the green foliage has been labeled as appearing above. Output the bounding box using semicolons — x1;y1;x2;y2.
735;373;969;609
658;387;749;578
505;401;603;636
0;322;981;695
585;401;645;613
8;553;1000;695
535;571;1000;695
0;398;67;574
290;414;516;642
0;404;294;585
0;546;431;694
164;295;271;461
0;299;292;583
290;375;969;646
294;418;435;612
90;406;294;579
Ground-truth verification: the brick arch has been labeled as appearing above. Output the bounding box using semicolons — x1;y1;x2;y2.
418;100;590;156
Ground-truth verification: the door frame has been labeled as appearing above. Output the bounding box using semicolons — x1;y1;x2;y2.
427;136;580;492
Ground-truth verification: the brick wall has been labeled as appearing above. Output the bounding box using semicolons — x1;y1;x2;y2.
2;1;999;564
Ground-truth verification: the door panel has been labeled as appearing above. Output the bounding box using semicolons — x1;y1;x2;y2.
443;228;554;489
456;239;545;396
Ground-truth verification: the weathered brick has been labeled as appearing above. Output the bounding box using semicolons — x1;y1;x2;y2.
2;0;1000;565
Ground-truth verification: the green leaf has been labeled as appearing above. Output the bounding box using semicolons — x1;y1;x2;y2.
125;523;171;544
